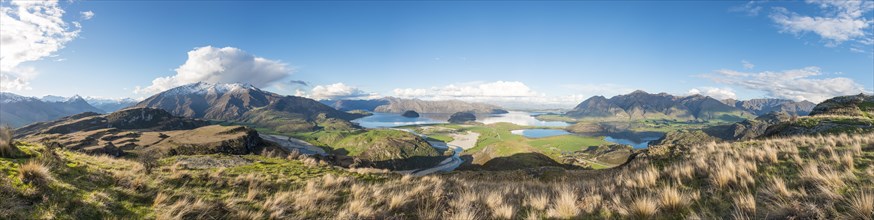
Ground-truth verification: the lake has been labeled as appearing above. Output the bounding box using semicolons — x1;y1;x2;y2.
511;129;571;138
352;112;446;128
353;111;568;128
603;135;663;149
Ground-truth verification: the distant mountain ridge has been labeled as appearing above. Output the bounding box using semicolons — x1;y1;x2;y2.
41;95;137;113
565;90;752;122
722;98;815;116
321;97;507;114
1;92;105;127
130;82;361;132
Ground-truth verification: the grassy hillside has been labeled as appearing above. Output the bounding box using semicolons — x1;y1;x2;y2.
0;142;387;219
5;131;871;219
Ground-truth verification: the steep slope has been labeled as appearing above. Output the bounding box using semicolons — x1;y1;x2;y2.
374;97;507;114
726;98;816;116
130;82;361;132
0;92;105;127
565;90;752;122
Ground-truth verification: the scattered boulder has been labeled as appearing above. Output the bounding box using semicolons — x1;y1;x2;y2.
401;110;420;118
448;112;476;124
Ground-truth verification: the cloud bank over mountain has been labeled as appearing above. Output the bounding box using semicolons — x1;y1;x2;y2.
136;46;293;94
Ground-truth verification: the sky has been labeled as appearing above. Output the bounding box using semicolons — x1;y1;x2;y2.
1;0;873;108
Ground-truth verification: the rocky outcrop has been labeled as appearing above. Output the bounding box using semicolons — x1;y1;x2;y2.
153;125;265;156
401;110;420;118
708;111;791;140
448;112;477;124
809;93;874;117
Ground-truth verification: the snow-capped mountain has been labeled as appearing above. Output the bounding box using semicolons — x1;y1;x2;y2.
83;97;139;112
130;82;360;132
1;92;39;103
160;82;260;96
39;94;138;112
0;92;104;127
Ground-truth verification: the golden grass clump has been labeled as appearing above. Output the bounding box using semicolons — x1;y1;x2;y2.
658;186;687;212
546;187;579;219
626;195;659;219
19;161;52;187
525;192;549;211
846;191;873;220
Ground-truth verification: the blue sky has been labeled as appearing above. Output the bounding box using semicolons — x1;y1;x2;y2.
1;0;872;107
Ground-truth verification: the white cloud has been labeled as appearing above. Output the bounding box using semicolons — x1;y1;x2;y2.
701;66;869;102
769;0;874;47
688;87;738;100
80;10;94;20
1;0;83;91
741;60;755;69
731;1;764;16
306;83;380;100
136;46;293;94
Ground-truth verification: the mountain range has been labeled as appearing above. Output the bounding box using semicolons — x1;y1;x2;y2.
129;82;362;132
722;98;815;116
39;95;138;112
1;93;105;127
320;97;508;114
565;90;754;122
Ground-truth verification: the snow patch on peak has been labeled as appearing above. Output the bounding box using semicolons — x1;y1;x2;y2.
1;92;38;103
161;82;260;96
41;95;68;102
67;95;85;102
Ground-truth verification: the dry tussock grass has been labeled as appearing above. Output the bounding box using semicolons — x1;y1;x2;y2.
126;132;874;219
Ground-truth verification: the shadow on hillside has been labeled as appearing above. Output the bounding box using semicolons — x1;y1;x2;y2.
369;155;451;170
458;152;574;171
